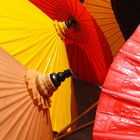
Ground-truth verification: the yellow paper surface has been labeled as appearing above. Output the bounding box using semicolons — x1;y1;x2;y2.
0;0;77;132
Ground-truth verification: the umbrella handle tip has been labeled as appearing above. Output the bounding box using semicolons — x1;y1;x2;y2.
50;69;73;87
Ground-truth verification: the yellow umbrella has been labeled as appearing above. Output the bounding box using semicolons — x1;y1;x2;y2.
0;0;77;132
83;0;125;56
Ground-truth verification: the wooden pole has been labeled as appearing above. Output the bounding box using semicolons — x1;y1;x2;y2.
56;101;98;137
55;121;94;140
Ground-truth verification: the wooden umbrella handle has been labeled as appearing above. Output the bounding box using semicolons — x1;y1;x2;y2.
55;121;94;140
56;101;98;137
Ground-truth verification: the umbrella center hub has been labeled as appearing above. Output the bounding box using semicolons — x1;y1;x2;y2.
65;19;78;29
25;70;57;109
53;20;68;40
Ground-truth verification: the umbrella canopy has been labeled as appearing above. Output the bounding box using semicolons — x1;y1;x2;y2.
0;48;71;140
0;0;77;132
111;0;140;40
93;25;140;139
30;0;113;85
83;0;125;56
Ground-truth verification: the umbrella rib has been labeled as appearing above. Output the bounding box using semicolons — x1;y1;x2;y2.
103;25;120;33
43;34;61;72
110;34;124;48
85;2;111;10
0;93;29;112
13;102;35;139
23;108;39;140
0;97;32;139
23;32;56;67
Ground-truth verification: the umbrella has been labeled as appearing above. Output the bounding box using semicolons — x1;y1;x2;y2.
30;0;113;85
93;25;140;139
111;0;140;40
0;48;72;140
0;0;77;132
83;0;125;56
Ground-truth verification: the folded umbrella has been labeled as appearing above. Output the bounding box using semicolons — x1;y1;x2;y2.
30;0;113;85
0;48;72;140
0;0;77;132
93;25;140;139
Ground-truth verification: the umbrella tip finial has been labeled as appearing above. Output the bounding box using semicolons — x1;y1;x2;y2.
50;69;72;87
65;19;77;28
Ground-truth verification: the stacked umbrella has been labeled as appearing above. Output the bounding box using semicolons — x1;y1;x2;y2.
0;0;117;139
0;0;77;132
30;0;113;85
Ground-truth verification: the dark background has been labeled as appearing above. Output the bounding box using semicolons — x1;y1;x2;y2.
64;77;100;140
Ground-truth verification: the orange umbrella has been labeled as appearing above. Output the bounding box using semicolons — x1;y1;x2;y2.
30;0;113;85
0;48;72;140
83;0;125;56
93;25;140;139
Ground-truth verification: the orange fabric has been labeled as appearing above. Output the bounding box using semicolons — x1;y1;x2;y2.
25;69;57;109
83;0;125;56
0;48;53;140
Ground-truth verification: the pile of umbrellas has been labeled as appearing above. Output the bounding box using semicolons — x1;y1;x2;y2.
0;0;140;139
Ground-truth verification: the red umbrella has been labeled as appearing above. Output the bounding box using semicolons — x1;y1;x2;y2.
93;25;140;139
0;48;72;140
30;0;113;85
